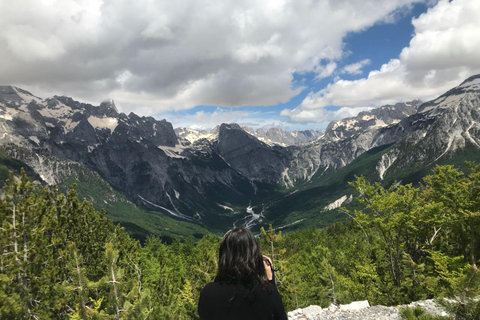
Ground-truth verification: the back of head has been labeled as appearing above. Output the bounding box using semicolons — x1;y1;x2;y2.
215;227;267;289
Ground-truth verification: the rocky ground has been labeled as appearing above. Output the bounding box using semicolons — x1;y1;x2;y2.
288;299;450;320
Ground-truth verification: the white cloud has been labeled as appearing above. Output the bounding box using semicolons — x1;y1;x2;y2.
315;62;338;80
342;59;371;75
167;109;250;129
281;105;372;124
194;110;250;126
0;0;421;114
290;0;480;121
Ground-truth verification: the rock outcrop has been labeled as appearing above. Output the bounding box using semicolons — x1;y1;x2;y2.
288;299;449;320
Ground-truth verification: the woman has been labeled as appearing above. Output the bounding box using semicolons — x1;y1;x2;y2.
198;227;287;320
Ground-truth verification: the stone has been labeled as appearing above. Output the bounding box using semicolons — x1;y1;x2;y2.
340;300;370;311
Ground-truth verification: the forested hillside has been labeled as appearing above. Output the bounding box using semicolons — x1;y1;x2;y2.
1;164;479;319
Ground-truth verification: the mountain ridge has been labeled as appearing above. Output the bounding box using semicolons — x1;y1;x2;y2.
1;75;480;236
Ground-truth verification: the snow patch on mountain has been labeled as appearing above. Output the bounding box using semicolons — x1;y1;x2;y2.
0;111;14;120
176;126;322;147
29;136;40;145
175;127;219;143
157;145;186;159
11;86;42;104
87;116;118;132
459;75;480;90
37;103;74;118
465;121;480;147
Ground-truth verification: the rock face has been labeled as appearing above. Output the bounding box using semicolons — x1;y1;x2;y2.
282;75;480;187
216;124;292;184
324;101;421;141
279;100;422;187
288;299;449;320
374;75;480;178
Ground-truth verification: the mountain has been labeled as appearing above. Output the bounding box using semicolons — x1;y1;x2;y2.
0;86;257;232
175;126;219;144
1;75;480;237
175;125;322;147
376;75;480;179
278;100;422;187
261;75;480;230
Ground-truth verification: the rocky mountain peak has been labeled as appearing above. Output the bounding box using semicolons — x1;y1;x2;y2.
219;123;242;131
243;126;323;146
99;99;119;117
176;125;321;147
324;100;421;141
216;123;291;184
437;74;480;99
0;86;42;106
217;123;252;147
418;74;480;113
457;73;480;90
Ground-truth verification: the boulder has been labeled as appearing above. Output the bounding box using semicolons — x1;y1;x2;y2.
340;300;370;311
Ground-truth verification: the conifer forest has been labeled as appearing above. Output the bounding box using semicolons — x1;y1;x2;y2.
1;164;480;319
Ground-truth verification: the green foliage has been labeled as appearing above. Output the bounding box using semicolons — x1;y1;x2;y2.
400;306;451;320
437;267;480;320
440;298;480;320
1;163;480;319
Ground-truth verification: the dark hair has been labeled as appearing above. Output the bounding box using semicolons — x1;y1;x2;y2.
215;228;269;299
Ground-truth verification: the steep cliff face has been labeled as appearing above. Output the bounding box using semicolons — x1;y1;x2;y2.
216;124;292;184
325;100;421;141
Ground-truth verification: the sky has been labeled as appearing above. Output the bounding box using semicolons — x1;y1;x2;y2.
1;0;479;131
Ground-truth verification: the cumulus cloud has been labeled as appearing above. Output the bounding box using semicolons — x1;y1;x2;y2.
167;109;251;129
281;105;372;124
342;59;371;75
288;0;480;122
0;0;421;114
315;62;338;80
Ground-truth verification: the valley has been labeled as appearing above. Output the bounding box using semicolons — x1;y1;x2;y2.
1;75;480;239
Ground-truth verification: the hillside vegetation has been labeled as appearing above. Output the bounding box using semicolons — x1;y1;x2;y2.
1;164;479;319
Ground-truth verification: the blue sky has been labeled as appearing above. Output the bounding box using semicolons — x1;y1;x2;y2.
2;0;479;132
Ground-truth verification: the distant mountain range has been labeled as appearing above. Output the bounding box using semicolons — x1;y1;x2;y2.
175;126;323;147
1;74;479;238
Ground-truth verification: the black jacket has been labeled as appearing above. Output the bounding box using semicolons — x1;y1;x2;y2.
198;276;287;320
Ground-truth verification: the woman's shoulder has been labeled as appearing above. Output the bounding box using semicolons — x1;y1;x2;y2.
200;281;236;296
200;282;217;294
